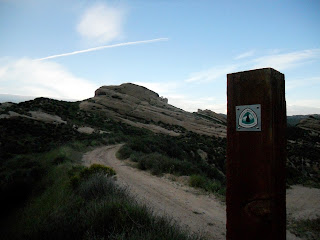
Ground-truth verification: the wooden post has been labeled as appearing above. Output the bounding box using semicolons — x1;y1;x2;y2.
227;68;286;240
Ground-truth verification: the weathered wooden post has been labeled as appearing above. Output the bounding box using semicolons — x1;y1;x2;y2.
227;68;286;239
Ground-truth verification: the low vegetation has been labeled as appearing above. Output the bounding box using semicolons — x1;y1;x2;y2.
117;132;227;198
0;146;203;240
0;99;207;239
286;126;320;188
288;217;320;240
1;97;320;239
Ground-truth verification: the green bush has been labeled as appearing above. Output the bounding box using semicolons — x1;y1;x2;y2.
189;174;225;197
77;173;123;200
10;167;202;240
53;155;67;165
288;217;320;239
80;164;116;178
130;151;144;162
70;164;116;189
117;145;133;160
189;175;207;188
138;153;185;175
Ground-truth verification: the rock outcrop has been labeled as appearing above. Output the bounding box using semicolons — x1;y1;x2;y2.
196;109;227;125
80;83;226;137
297;115;320;135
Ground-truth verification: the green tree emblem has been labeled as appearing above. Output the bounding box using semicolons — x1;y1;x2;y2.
242;112;254;125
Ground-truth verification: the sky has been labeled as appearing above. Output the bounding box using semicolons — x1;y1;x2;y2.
0;0;320;115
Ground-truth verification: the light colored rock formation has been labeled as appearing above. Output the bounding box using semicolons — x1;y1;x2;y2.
77;126;95;134
29;111;67;124
0;110;66;124
196;109;227;124
80;83;227;137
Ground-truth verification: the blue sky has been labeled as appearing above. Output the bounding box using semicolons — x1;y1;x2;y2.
0;0;319;115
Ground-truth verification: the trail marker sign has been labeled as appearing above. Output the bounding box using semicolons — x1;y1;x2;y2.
227;68;286;240
236;104;261;131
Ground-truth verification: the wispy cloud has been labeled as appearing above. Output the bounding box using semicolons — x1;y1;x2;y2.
234;50;255;60
185;48;320;84
252;49;320;70
287;98;320;115
35;38;169;61
0;58;97;100
185;64;239;83
166;94;226;113
286;76;320;90
287;105;320;115
77;2;125;44
132;81;226;113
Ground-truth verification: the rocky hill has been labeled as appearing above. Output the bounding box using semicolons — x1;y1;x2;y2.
287;114;320;127
297;115;320;133
1;83;319;188
80;83;226;137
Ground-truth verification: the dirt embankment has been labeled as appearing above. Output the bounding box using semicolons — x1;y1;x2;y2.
82;145;320;240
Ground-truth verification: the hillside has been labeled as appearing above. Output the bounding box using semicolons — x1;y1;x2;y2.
0;89;227;239
0;83;320;239
1;83;319;188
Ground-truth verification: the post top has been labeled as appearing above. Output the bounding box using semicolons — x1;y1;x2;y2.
227;67;284;77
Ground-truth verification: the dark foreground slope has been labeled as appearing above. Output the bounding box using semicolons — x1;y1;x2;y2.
0;99;205;240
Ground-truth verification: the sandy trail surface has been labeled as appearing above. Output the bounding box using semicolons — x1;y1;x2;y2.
82;145;320;240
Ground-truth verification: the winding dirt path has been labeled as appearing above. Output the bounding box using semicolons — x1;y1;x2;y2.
82;144;226;239
82;145;320;240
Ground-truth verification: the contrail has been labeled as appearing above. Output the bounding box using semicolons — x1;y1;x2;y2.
35;38;169;61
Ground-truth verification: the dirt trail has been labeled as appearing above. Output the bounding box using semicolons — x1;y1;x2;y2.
82;145;320;240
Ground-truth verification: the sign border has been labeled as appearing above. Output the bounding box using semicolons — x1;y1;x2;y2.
236;104;261;132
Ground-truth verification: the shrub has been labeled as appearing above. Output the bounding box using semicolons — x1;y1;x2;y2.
189;174;225;197
117;145;133;160
189;175;207;189
138;153;176;175
70;164;116;189
17;169;202;240
130;151;144;162
205;180;222;192
80;164;116;179
77;173;122;200
136;153;200;176
288;217;320;239
53;155;67;165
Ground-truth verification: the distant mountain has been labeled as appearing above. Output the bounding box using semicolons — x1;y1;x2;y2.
287;114;320;127
0;94;36;103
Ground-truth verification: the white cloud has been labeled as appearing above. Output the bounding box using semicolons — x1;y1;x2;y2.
185;64;239;83
252;49;320;71
77;2;125;44
286;76;320;90
165;94;226;114
185;48;320;84
36;38;168;61
287;105;320;116
0;58;97;100
286;98;320;115
234;50;255;60
132;81;226;113
181;48;320;114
